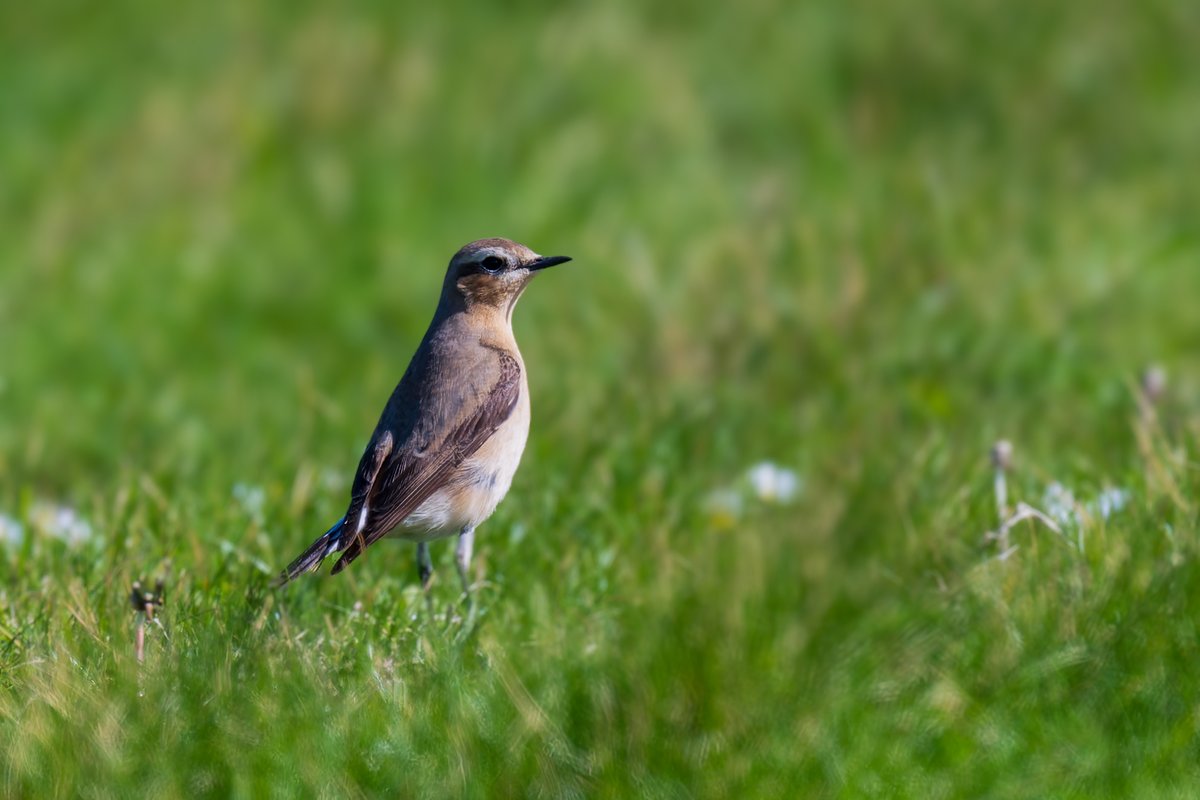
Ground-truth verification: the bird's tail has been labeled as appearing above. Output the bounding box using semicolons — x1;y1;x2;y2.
274;516;348;587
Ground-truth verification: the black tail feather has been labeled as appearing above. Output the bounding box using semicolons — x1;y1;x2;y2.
273;517;347;587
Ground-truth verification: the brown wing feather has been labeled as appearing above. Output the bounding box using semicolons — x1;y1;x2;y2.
330;352;521;573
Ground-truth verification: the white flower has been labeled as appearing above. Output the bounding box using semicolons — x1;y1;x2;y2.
1042;483;1132;529
0;513;23;548
30;502;94;545
705;461;803;529
233;483;266;523
1094;487;1131;520
745;462;802;504
1042;482;1079;527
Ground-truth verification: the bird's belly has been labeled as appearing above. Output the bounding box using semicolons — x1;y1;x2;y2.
387;399;530;542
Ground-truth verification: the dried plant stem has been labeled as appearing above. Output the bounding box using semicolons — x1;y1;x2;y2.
990;440;1013;547
130;580;165;664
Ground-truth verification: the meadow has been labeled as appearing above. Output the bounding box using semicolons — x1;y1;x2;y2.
2;0;1200;796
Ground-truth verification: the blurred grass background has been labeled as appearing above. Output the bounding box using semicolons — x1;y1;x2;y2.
2;0;1200;796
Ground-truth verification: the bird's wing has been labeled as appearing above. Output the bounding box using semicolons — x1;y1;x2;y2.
330;349;522;574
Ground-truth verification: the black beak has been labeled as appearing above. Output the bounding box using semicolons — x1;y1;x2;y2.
528;255;572;271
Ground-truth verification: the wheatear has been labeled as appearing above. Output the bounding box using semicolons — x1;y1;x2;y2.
275;238;571;608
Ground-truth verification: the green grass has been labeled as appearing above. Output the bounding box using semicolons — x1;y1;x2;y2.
3;0;1200;796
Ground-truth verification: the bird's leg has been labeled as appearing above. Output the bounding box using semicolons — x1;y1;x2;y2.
416;542;434;616
455;525;476;626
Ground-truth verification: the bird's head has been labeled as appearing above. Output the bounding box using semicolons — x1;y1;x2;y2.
443;238;571;318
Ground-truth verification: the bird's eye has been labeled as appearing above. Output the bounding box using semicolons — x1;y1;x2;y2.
480;256;505;273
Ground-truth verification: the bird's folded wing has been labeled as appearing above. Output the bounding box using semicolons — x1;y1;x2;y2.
331;351;522;573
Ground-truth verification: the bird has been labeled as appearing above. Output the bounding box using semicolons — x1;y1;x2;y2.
275;237;571;613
